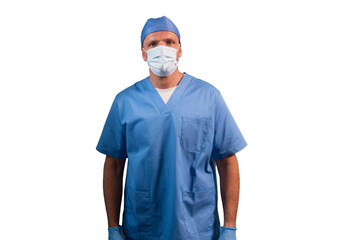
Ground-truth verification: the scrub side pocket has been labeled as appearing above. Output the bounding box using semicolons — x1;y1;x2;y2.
180;116;209;153
123;187;152;237
182;188;215;235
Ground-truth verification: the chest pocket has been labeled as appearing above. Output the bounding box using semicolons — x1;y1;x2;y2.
180;115;209;153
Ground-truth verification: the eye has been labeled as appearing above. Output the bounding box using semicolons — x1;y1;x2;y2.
166;40;174;45
149;42;157;47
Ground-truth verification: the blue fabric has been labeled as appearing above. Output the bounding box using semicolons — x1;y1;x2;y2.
141;16;181;47
219;226;237;240
96;73;247;240
108;225;125;240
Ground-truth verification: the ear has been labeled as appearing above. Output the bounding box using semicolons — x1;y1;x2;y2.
142;48;147;61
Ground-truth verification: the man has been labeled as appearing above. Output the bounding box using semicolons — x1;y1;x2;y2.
96;16;247;240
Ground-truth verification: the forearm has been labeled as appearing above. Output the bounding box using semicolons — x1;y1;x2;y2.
103;157;125;228
217;154;240;228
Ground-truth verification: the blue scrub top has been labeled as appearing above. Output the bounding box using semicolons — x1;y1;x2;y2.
96;73;247;240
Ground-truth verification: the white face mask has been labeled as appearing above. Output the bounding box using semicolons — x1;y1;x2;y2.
144;45;180;77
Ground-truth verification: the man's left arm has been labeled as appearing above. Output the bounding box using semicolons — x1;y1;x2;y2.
216;153;240;228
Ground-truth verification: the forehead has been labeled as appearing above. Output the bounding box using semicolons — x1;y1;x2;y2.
143;31;179;43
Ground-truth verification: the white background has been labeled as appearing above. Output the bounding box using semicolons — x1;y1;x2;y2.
0;0;359;239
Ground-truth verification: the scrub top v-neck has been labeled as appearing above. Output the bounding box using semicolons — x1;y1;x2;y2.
154;86;177;104
143;73;191;114
96;73;247;240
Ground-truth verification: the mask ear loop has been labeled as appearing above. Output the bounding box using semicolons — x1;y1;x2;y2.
142;48;148;62
176;44;180;52
175;44;181;62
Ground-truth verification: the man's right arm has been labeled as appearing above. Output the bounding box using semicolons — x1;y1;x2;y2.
103;155;126;228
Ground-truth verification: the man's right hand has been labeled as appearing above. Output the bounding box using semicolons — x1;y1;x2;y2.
108;225;125;240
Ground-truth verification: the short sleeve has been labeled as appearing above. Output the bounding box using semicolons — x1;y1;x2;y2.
96;96;127;159
212;92;247;160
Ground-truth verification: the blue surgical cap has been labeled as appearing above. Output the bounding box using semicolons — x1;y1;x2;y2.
141;16;181;47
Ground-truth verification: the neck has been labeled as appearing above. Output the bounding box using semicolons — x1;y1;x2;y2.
149;68;184;89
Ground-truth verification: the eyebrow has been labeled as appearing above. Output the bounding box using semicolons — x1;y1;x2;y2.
163;38;176;42
147;38;177;47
